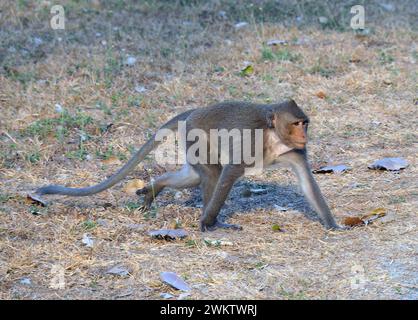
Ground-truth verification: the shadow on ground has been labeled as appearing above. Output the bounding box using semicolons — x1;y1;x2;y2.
160;179;319;223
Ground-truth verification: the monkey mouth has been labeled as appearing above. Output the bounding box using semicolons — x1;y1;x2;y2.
294;142;306;149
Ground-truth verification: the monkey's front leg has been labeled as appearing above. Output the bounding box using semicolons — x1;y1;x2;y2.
200;165;244;232
282;150;341;230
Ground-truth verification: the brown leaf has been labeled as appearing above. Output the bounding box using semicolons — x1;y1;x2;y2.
124;179;145;194
343;208;387;228
168;219;182;229
349;55;361;63
315;91;327;99
349;50;362;63
102;156;121;165
26;193;47;207
361;208;386;224
342;217;365;227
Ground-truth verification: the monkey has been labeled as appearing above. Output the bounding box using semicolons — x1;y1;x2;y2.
35;99;341;232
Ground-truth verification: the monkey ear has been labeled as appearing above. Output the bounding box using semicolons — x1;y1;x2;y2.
266;112;277;129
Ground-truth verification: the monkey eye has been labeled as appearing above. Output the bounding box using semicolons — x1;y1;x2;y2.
292;121;303;126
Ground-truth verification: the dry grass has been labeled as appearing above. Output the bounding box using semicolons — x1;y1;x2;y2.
0;0;417;299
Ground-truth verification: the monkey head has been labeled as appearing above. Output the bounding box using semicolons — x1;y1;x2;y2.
268;100;309;149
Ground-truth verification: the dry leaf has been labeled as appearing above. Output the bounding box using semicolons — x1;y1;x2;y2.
168;219;181;229
267;39;288;46
160;272;191;292
349;54;361;63
342;217;364;227
315;91;327;99
204;238;234;246
27;193;47;206
368;158;408;171
343;208;387;228
313;164;350;174
148;229;188;240
349;48;362;63
272;224;284;232
106;265;130;276
82;233;94;247
234;22;248;29
240;64;254;76
102;156;122;165
361;208;386;224
160;293;174;299
124;179;145;194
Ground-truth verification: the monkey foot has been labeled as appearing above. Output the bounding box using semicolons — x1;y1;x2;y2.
137;205;150;213
201;220;243;232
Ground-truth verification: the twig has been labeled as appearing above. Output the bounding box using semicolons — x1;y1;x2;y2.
2;131;18;144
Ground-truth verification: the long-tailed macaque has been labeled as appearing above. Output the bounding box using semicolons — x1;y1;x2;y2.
35;100;341;231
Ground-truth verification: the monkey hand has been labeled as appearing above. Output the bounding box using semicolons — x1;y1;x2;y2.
200;219;243;232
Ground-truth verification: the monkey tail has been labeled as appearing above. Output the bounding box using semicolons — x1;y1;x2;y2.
35;109;195;197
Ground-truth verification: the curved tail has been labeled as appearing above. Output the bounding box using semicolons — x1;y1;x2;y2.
35;109;194;197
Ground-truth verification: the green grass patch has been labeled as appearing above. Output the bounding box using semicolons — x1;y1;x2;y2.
0;193;12;204
24;110;94;140
388;196;406;204
82;220;98;230
25;151;41;164
308;60;336;78
28;205;47;215
3;66;37;86
95;145;127;161
125;201;141;211
0;143;18;168
379;50;395;64
261;47;301;62
66;147;89;161
127;95;143;108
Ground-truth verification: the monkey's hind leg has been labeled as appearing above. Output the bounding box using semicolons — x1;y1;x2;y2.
136;164;200;212
198;165;244;232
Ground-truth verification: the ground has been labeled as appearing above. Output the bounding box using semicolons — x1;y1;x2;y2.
0;0;417;300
